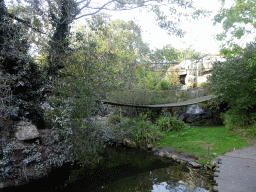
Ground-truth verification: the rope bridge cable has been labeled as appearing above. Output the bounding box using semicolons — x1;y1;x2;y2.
97;94;218;108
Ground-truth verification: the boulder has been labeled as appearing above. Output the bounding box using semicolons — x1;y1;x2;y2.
1;126;73;190
189;161;203;168
209;158;219;167
127;142;136;148
15;121;39;141
158;151;165;157
178;114;186;121
195;116;202;122
147;144;154;149
186;116;195;123
123;138;132;146
172;155;179;160
167;56;226;88
202;111;213;119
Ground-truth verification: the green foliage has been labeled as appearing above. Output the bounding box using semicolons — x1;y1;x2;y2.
136;70;160;90
0;1;45;127
137;108;162;122
150;44;179;63
107;115;121;126
219;45;242;58
156;116;189;132
155;80;170;90
213;0;256;47
177;47;205;62
105;118;163;147
209;42;256;110
223;108;256;131
156;126;249;164
132;119;163;147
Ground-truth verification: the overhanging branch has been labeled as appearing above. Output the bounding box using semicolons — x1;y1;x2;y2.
7;12;46;34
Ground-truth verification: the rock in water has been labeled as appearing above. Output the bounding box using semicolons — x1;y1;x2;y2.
15;121;39;140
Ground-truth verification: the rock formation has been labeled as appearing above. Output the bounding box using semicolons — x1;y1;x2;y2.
0;119;74;190
167;56;226;88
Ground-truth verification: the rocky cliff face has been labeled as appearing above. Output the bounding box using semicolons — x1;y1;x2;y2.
167;56;226;88
0;119;74;190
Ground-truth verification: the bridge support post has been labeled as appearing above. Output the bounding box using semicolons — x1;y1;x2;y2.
120;107;122;119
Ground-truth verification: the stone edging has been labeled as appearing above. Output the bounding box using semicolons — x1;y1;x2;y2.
150;147;219;170
111;137;219;170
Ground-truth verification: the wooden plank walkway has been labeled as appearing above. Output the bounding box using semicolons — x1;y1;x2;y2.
99;94;217;108
213;145;256;192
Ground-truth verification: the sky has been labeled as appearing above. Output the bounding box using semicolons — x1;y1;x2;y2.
75;0;255;55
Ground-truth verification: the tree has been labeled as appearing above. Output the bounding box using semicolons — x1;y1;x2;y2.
213;0;256;50
83;14;151;89
5;0;210;74
150;44;179;63
209;42;256;111
0;0;45;128
177;46;204;62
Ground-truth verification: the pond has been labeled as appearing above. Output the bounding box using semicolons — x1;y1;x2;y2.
2;146;215;192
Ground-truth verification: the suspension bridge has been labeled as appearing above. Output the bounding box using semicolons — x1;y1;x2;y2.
99;94;217;108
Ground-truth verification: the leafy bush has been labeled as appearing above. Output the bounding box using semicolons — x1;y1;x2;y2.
131;119;163;147
209;42;256;110
155;80;170;90
137;108;162;122
223;108;256;131
104;118;163;147
156;116;190;132
107;114;121;125
0;3;45;127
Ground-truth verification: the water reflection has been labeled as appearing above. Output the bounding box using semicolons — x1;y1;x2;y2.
94;164;212;192
58;146;214;192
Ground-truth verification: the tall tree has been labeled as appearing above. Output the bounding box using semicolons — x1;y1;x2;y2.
213;0;256;50
0;0;45;128
150;44;179;63
5;0;210;74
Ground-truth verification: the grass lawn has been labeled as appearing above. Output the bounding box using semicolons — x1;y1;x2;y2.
155;126;250;164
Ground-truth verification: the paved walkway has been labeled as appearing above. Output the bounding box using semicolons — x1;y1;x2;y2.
213;144;256;192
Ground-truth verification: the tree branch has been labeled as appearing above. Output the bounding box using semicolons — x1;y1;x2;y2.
75;0;116;20
73;0;199;21
7;12;46;34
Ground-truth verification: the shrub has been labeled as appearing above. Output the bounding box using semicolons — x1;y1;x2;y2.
131;119;163;147
104;118;163;147
209;42;256;110
137;108;162;122
107;114;121;125
223;108;256;130
156;116;190;132
155;80;170;90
